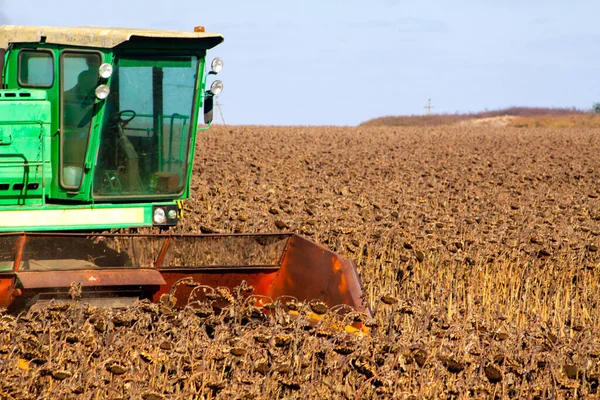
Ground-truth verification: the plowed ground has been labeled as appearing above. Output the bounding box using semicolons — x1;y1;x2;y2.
2;125;600;399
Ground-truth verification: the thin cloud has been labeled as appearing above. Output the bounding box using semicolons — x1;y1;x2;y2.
352;17;450;34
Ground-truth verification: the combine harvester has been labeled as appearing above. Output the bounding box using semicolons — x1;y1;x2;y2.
0;25;367;320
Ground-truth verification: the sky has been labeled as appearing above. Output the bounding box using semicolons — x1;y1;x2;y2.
1;0;599;125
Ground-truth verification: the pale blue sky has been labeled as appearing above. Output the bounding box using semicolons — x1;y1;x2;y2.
2;0;598;125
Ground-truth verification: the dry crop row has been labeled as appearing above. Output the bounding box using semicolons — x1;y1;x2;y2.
1;125;599;398
185;125;600;396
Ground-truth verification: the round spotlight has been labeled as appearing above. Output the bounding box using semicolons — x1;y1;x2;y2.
209;80;223;95
167;209;178;220
211;57;224;74
98;63;113;79
95;84;110;100
153;208;166;224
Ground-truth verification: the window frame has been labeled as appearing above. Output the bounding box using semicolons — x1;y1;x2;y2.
59;49;103;191
18;48;55;88
92;53;200;200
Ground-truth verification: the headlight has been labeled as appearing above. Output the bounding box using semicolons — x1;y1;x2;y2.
209;80;223;95
153;208;166;224
98;63;113;79
95;84;110;100
211;57;223;74
167;209;178;220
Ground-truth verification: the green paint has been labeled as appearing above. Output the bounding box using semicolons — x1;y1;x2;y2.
0;29;222;231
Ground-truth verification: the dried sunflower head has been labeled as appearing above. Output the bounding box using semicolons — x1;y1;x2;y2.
380;294;398;305
309;301;328;315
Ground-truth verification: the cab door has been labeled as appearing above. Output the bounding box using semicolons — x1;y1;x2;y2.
59;51;101;191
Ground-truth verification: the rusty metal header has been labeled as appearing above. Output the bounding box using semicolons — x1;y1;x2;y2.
0;232;291;271
0;232;370;315
0;25;224;49
16;269;165;289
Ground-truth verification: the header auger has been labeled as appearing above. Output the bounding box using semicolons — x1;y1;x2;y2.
0;25;369;323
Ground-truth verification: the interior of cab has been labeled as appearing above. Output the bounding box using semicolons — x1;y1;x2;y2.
92;55;198;198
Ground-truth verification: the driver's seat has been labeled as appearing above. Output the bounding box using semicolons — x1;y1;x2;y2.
117;132;143;192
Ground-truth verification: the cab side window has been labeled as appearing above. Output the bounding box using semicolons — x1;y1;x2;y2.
18;50;54;88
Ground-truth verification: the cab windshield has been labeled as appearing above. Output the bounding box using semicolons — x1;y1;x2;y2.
93;55;199;198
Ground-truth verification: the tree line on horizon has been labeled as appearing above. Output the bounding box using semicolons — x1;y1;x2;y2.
361;106;599;127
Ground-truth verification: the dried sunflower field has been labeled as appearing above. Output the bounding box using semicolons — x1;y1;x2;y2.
2;125;600;399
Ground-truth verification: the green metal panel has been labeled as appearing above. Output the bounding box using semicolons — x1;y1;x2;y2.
0;89;51;206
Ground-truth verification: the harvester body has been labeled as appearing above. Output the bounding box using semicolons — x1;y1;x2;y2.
0;25;368;318
0;26;225;230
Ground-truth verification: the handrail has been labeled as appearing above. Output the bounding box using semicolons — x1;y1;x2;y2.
120;113;190;137
0;120;45;127
0;161;44;166
128;113;189;121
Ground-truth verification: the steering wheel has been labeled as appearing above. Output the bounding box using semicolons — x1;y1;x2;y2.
114;110;136;124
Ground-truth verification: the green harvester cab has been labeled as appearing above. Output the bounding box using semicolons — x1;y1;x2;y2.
0;25;224;231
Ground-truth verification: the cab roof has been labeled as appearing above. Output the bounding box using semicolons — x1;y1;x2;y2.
0;25;224;50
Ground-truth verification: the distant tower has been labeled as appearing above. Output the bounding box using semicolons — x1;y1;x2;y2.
216;98;227;126
424;99;433;116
